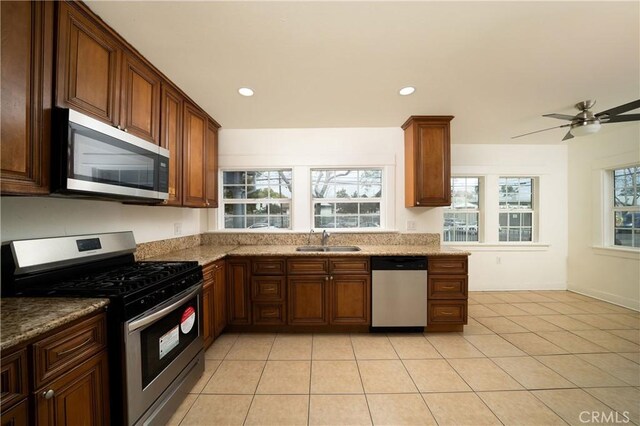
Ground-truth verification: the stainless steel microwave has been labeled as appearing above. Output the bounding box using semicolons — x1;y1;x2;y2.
52;108;169;202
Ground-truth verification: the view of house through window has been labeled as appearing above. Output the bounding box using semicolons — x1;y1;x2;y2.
613;165;640;248
499;177;533;242
311;169;382;229
222;170;292;229
444;177;480;242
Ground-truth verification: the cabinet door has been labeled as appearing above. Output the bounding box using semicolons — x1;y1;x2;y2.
120;53;161;144
403;116;453;207
213;261;227;337
330;275;370;325
1;1;53;195
0;399;28;426
205;119;219;208
35;351;109;426
182;102;208;207
202;280;214;348
288;277;329;325
0;349;28;414
56;1;120;125
226;258;251;325
160;83;183;206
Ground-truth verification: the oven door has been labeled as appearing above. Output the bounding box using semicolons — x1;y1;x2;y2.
124;284;203;425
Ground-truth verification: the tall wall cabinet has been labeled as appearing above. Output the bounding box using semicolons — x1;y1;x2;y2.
402;116;454;207
1;0;219;208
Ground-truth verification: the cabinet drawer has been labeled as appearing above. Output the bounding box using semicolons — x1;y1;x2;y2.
427;301;467;325
428;275;467;299
252;258;286;275
428;256;468;274
287;258;328;275
329;258;370;274
252;276;286;301
0;349;28;413
33;312;107;389
0;398;28;426
253;303;286;325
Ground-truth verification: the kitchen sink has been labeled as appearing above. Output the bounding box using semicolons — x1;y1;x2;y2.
296;245;361;252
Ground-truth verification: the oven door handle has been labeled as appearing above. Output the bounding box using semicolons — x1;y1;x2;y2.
127;283;202;333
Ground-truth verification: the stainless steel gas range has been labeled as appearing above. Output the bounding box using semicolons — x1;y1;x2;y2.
1;232;204;426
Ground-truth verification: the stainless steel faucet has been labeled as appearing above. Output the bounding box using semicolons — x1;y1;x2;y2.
307;229;315;245
321;229;330;246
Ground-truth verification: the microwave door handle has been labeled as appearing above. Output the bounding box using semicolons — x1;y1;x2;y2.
127;283;202;333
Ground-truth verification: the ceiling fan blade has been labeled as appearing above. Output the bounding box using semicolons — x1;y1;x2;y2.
603;113;640;123
542;113;576;121
562;130;574;141
511;124;570;139
595;99;640;118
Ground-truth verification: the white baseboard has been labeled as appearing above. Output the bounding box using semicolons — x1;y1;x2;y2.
469;282;567;292
568;285;640;312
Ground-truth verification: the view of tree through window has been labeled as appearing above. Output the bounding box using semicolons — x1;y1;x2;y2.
499;177;533;242
222;170;292;229
311;169;382;228
613;165;640;248
444;177;479;242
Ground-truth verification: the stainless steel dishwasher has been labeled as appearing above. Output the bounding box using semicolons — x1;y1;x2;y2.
371;256;428;328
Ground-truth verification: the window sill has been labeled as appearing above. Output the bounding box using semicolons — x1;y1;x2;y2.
442;242;550;252
591;246;640;260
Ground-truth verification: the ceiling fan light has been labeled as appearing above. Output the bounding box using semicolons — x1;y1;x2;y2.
570;120;601;137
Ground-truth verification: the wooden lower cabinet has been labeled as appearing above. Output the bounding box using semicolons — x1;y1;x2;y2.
213;260;227;337
1;399;28;426
426;256;469;328
288;276;329;325
226;258;251;325
35;351;109;426
330;275;370;325
0;311;109;426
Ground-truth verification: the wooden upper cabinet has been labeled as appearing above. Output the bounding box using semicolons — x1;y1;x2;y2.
1;1;53;195
403;116;454;207
182;102;208;207
205;119;220;208
119;53;161;144
56;1;120;126
160;83;183;206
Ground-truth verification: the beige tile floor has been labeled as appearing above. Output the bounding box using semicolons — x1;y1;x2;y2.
167;291;640;425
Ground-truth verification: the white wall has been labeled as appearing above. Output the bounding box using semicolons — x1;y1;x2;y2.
0;197;207;244
216;128;569;291
567;124;640;310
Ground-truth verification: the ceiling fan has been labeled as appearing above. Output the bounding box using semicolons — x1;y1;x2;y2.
512;99;640;141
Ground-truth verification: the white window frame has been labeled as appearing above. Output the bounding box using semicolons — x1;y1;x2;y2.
219;168;293;231
310;167;384;231
610;165;640;249
498;176;535;242
443;176;482;243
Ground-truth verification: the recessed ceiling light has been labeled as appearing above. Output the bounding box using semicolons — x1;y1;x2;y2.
238;87;254;97
399;86;416;96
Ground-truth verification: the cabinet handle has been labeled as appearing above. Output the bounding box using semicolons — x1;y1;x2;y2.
42;389;55;399
325;276;329;282
58;337;93;357
442;285;456;290
441;311;455;316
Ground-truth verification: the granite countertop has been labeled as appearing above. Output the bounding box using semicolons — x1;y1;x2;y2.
146;244;470;265
1;298;109;352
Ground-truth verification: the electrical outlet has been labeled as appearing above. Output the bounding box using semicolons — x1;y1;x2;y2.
174;223;182;236
496;256;501;264
406;220;416;231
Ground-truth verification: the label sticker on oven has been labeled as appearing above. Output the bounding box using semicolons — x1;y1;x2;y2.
180;306;196;334
159;326;179;359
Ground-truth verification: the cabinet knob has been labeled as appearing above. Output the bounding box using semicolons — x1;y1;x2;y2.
124;128;129;133
162;200;168;205
330;276;333;280
325;276;329;282
416;201;420;205
206;201;210;206
43;389;55;399
116;125;122;130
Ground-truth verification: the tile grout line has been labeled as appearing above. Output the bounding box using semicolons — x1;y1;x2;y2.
308;334;314;426
350;333;375;426
241;334;275;426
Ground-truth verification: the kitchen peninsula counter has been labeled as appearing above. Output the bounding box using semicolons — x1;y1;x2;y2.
0;297;109;351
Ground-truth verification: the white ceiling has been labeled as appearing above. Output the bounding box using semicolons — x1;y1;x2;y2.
86;1;640;144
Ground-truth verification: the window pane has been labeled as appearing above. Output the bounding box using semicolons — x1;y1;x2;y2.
360;215;380;228
336;203;358;214
225;216;245;229
521;227;532;242
361;202;380;214
499;228;508;242
522;213;532;226
315;215;335;228
509;229;520;241
246;203;267;214
615;228;633;247
634;230;640;248
225;204;245;215
508;213;521;226
223;186;246;199
223;171;245;185
499;213;508;227
335;184;358;198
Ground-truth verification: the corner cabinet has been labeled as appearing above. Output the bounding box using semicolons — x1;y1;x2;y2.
1;0;54;195
202;259;227;349
403;116;454;207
